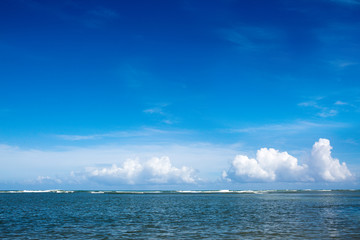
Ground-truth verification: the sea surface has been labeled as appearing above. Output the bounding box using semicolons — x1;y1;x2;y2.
0;190;359;239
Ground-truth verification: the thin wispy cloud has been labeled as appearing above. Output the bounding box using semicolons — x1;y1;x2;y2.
330;60;359;69
17;0;119;28
329;0;360;5
229;121;346;134
143;108;164;114
143;104;168;115
162;119;174;125
219;26;283;51
298;97;351;118
317;109;338;118
56;135;98;141
87;7;119;19
335;100;348;105
55;128;187;141
143;104;176;125
297;90;360;121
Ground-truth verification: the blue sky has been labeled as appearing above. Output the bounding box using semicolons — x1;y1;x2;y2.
1;0;360;190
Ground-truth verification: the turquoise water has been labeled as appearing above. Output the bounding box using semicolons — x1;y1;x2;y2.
1;190;359;239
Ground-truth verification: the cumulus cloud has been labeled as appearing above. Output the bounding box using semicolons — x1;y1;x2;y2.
224;148;307;182
87;159;143;184
0;142;237;187
309;138;352;181
224;138;352;183
83;156;198;185
146;157;196;183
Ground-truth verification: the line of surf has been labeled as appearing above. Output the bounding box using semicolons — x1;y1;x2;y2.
0;189;358;194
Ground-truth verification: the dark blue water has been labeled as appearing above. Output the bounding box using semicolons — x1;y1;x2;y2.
1;190;359;239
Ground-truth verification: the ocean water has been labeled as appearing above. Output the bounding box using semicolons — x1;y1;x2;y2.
0;190;359;239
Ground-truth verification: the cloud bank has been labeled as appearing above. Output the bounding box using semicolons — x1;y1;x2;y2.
0;139;354;188
223;138;352;183
81;156;198;185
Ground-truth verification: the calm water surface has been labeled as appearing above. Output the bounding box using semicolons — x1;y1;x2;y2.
0;190;359;239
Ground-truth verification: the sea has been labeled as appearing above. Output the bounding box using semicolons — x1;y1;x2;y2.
0;190;359;239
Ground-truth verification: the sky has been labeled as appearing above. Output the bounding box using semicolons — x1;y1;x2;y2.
1;0;360;190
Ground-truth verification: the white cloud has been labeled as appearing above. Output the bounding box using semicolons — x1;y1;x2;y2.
87;159;143;184
298;101;318;107
299;93;359;118
309;138;352;181
230;120;346;134
56;135;98;141
299;100;338;118
225;148;307;182
83;156;198;185
143;104;175;125
162;119;174;125
318;109;338;118
334;100;348;105
146;157;196;183
55;128;185;141
0;139;354;188
143;108;164;114
143;104;169;115
0;142;238;185
224;139;352;183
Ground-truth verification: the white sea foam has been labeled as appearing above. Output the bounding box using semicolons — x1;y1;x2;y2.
23;190;54;193
0;190;64;193
55;190;74;193
177;190;202;193
115;191;144;194
20;190;74;193
234;190;261;194
218;189;231;193
177;190;257;194
0;189;354;194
